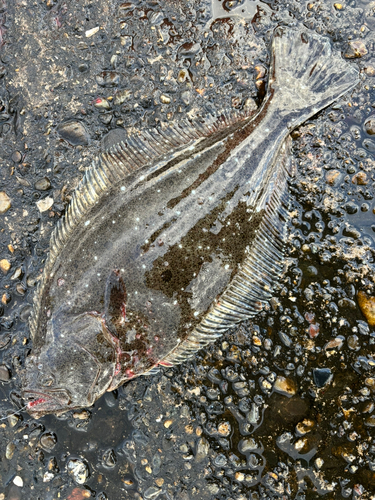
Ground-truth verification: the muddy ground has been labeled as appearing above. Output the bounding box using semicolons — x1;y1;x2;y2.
0;0;375;499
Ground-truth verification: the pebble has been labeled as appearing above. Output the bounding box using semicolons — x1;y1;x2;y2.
295;419;315;435
13;476;23;487
0;259;11;273
144;486;161;499
0;364;10;381
85;26;99;38
11;151;22;163
102;448;117;468
93;98;111;110
67;458;89;484
365;415;375;427
114;89;131;106
0;191;11;214
96;71;120;87
325;169;340;185
217;422;231;437
364;117;375;135
160;94;171;104
36;196;54;213
40;432;57;451
195;437;209;463
357;291;375;326
344;40;368;58
313;368;332;388
57;120;89;146
5;442;15;460
273;376;296;397
34;177;51;191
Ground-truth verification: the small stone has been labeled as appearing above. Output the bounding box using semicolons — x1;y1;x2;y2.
57;120;89;146
114;89;131;106
11;151;22;163
0;192;11;214
325;169;341;185
325;337;344;350
73;410;90;420
296;419;315;435
34;177;51;191
36;196;54;213
8;414;20;427
40;432;57;451
155;478;164;487
352;171;368;185
102;449;117;468
238;438;258;453
217;422;231;437
164;419;173;428
313;368;332;388
13;476;23;487
315;457;324;469
177;69;188;83
357;291;375;326
347;334;360;351
333;3;343;9
67;458;89;484
0;364;10;381
273;376;296;397
96;71;120;87
365;117;375;135
364;65;375;77
195;437;209;462
144;486;161;499
6;442;15;459
0;259;11;273
160;94;171;104
93;98;111;110
345;40;368;59
85;26;99;37
365;415;375;427
235;472;245;481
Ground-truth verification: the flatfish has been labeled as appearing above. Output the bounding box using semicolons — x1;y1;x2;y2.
22;28;358;417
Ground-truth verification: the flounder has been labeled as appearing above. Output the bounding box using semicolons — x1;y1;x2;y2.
22;28;358;417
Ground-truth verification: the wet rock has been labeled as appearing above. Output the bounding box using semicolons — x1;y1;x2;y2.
96;71;120;87
67;458;89;484
36;196;53;213
144;486;161;499
160;94;171;104
352;172;368;185
0;364;10;381
5;442;15;459
313;368;332;388
102;449;117;468
114;89;131;106
365;415;375;427
11;151;22;163
93;98;111;110
238;438;258;453
34;177;51;191
325;169;341;185
273;376;296;397
85;26;99;38
40;432;57;451
344;201;358;214
363;138;375;152
358;291;375;326
57;120;89;146
344;40;368;58
364;117;375;135
0;191;11;214
217;421;231;436
0;259;10;273
13;476;23;487
195;437;209;462
296;419;315;435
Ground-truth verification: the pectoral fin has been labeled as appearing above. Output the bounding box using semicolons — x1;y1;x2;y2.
104;270;127;334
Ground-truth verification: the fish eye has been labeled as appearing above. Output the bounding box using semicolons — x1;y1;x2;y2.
39;374;55;387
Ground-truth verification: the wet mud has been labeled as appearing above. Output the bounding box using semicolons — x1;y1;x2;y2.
1;0;375;498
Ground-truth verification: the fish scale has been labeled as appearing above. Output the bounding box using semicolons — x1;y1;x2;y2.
23;27;359;417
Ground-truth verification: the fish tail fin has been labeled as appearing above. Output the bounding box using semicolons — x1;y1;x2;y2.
269;28;359;124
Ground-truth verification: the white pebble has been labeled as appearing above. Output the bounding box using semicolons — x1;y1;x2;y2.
13;476;23;487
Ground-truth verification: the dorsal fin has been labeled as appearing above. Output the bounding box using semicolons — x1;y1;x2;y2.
29;108;255;340
160;137;294;366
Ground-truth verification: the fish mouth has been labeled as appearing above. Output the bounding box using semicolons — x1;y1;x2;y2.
22;388;72;414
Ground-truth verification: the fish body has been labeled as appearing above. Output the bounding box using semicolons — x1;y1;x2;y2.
23;28;358;417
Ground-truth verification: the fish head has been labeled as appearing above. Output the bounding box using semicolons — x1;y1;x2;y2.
23;312;116;417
